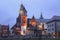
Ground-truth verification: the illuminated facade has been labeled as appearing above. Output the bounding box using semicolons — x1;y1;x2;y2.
20;4;27;35
11;4;27;36
11;4;49;37
0;3;60;38
30;16;37;27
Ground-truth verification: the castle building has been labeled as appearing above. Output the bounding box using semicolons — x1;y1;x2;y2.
11;4;38;36
11;4;50;37
0;3;60;38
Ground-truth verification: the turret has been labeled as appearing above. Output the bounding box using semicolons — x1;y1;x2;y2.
30;15;37;27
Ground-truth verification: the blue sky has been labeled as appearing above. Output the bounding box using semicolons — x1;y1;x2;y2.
0;0;60;28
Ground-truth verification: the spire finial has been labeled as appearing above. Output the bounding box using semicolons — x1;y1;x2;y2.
40;12;44;19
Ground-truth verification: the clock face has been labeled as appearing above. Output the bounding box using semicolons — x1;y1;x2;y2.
20;10;24;15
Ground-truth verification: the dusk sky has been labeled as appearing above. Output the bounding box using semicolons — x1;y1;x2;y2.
0;0;60;28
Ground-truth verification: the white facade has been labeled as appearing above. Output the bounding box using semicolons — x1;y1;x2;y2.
44;23;48;29
21;26;27;35
56;21;60;32
47;22;55;35
43;23;48;35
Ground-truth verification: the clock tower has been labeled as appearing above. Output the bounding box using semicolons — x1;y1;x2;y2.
19;4;27;35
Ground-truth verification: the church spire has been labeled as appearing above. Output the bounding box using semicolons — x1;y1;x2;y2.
40;12;44;19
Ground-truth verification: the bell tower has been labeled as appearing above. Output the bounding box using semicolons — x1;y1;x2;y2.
19;4;27;35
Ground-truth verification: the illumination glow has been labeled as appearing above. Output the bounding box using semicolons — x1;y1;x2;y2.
20;10;24;15
21;26;27;35
38;25;43;30
21;31;25;35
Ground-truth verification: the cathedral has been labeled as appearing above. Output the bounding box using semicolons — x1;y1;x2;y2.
11;4;48;37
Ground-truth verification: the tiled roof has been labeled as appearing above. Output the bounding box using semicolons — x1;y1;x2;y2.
28;18;50;23
47;16;60;23
36;19;50;23
51;16;60;20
